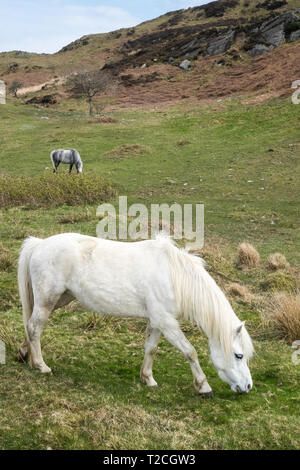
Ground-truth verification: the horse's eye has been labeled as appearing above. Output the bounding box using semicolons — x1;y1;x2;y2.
235;353;243;360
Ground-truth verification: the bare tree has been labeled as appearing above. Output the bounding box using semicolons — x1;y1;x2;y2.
67;70;116;115
9;80;22;97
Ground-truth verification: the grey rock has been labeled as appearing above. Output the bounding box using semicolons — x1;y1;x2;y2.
258;10;300;47
261;23;285;47
290;30;300;41
247;44;274;57
179;59;192;71
185;48;201;59
181;39;197;52
207;29;235;56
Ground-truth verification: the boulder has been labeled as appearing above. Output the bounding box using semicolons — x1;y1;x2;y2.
8;62;19;73
185;48;201;59
247;43;274;56
179;59;192;71
290;29;300;41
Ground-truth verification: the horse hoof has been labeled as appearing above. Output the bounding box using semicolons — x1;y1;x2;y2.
40;365;52;374
17;349;28;363
199;391;214;399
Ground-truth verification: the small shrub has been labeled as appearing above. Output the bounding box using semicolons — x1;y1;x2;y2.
260;271;297;292
262;292;300;342
0;173;117;208
228;283;249;299
58;209;92;225
13;229;29;240
0;243;13;271
285;21;300;36
267;253;289;271
237;242;260;268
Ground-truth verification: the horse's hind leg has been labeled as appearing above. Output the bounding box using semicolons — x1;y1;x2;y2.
53;161;60;173
26;304;53;373
18;292;73;365
140;323;161;387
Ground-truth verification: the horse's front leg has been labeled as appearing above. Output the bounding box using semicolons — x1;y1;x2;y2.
158;318;213;397
69;164;73;174
140;323;161;386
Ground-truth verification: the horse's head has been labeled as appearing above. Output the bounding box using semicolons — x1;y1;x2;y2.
209;322;253;393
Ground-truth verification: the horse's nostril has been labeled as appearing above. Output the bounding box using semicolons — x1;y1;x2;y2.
247;383;251;391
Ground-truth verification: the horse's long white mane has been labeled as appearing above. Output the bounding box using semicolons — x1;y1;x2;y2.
157;235;254;362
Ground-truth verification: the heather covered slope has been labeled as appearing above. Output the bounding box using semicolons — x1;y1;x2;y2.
1;0;300;107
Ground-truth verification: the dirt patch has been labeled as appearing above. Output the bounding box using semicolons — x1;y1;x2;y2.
105;144;150;160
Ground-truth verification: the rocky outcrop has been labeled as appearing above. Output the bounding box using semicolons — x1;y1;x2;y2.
206;29;235;56
246;9;300;56
7;62;19;73
25;94;59;106
58;37;89;53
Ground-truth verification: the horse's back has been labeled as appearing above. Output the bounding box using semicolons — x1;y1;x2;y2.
50;149;80;163
25;233;178;318
30;233;174;292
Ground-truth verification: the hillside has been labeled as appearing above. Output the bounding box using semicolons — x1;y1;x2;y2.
1;0;300;107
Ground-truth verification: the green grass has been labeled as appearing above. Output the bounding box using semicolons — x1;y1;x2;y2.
0;96;299;449
1;97;299;260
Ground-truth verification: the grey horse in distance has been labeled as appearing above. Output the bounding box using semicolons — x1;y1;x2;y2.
50;149;83;174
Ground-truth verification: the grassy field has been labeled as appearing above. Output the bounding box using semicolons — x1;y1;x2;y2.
0;97;299;449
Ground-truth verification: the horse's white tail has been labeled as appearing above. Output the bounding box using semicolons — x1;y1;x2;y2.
18;237;41;332
50;151;56;171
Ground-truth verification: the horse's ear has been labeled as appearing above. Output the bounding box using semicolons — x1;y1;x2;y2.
235;321;245;336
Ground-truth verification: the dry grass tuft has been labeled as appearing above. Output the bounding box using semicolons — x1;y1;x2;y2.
237;242;260;269
267;252;290;271
0;324;17;351
0;173;117;208
262;292;300;342
88;117;118;124
228;283;249;299
0;243;13;272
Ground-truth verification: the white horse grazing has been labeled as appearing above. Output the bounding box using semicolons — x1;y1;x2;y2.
50;149;83;174
18;234;254;396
